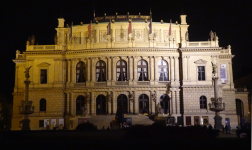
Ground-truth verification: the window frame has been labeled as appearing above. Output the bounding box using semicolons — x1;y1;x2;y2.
116;60;127;81
197;66;205;81
137;59;148;81
76;61;86;83
199;96;207;109
40;69;47;84
158;60;169;81
96;60;106;82
39;98;46;111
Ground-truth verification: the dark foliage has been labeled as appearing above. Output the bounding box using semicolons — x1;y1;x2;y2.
75;122;97;131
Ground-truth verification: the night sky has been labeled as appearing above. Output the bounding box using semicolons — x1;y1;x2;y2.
1;0;251;102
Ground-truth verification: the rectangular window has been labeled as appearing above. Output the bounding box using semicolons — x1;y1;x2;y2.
186;116;191;125
40;69;47;84
39;120;44;127
198;66;205;81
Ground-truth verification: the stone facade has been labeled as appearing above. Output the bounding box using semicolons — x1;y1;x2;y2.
11;14;245;130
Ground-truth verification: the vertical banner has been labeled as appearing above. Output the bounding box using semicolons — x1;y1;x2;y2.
220;64;228;83
44;119;49;128
59;118;64;129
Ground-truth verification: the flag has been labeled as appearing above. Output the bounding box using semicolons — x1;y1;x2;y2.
107;19;111;35
128;19;132;34
88;20;92;37
169;19;172;36
149;18;152;34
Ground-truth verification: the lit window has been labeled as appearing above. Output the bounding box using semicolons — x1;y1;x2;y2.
96;61;106;82
137;59;148;81
76;61;86;83
198;66;205;81
40;69;47;84
116;60;127;81
158;60;168;81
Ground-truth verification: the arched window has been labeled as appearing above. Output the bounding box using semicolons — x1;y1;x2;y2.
137;59;148;81
160;94;170;114
200;96;207;109
117;94;128;114
116;60;127;81
96;60;106;82
76;61;86;83
158;60;168;81
139;94;149;114
76;95;85;115
96;95;106;115
40;98;46;111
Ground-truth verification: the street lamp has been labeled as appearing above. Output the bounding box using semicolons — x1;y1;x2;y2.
208;63;225;129
19;66;35;130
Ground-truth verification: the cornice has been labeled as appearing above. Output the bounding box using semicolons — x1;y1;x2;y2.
24;51;63;55
219;55;235;59
179;47;222;52
13;59;26;63
66;48;178;54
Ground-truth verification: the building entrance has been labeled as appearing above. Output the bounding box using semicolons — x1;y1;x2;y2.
96;95;106;115
160;94;170;114
139;94;149;114
117;94;128;114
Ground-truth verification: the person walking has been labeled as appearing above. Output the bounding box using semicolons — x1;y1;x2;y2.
225;124;228;134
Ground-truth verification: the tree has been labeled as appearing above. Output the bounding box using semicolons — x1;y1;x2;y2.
0;93;12;130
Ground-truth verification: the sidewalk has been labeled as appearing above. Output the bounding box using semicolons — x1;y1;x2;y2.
218;130;237;138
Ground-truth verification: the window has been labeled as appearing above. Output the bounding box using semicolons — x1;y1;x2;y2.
158;60;168;81
40;69;47;84
96;60;106;82
116;60;127;81
40;98;46;111
200;96;207;109
76;61;86;83
198;66;205;81
76;95;85;115
137;59;148;81
39;120;44;127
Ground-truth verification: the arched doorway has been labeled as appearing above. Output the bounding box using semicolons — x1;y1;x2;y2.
236;99;244;125
76;95;85;115
160;94;170;114
139;94;149;114
96;95;106;115
117;94;128;114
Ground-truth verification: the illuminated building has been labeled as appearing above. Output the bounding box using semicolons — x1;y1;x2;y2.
11;13;249;130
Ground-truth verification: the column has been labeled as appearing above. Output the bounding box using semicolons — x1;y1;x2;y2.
108;92;112;114
54;59;59;82
28;59;34;84
67;93;70;115
59;59;63;82
133;57;137;82
187;56;191;80
134;92;139;114
62;59;66;83
15;66;19;92
112;92;117;114
228;62;234;86
91;58;96;82
128;56;132;81
108;57;112;81
171;89;175;114
87;58;90;81
67;59;71;83
150;56;154;81
91;92;95;115
183;56;187;81
170;57;174;81
176;89;180;114
71;59;76;83
154;57;158;81
112;57;116;81
175;56;179;81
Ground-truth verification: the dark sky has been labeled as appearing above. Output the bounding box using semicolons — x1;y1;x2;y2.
1;0;252;102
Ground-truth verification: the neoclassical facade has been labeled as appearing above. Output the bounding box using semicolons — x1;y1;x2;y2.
11;13;249;130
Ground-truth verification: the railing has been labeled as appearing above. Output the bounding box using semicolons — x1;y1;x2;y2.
158;81;170;86
74;83;86;87
137;81;150;85
188;41;210;47
115;81;129;85
16;54;26;59
94;82;107;86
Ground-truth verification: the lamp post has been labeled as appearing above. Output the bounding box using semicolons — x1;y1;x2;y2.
208;63;225;129
19;66;35;130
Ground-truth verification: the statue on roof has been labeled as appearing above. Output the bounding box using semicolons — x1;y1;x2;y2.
209;30;214;41
30;35;35;45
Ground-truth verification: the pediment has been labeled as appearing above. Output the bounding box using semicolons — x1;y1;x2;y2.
194;59;207;64
37;62;51;67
